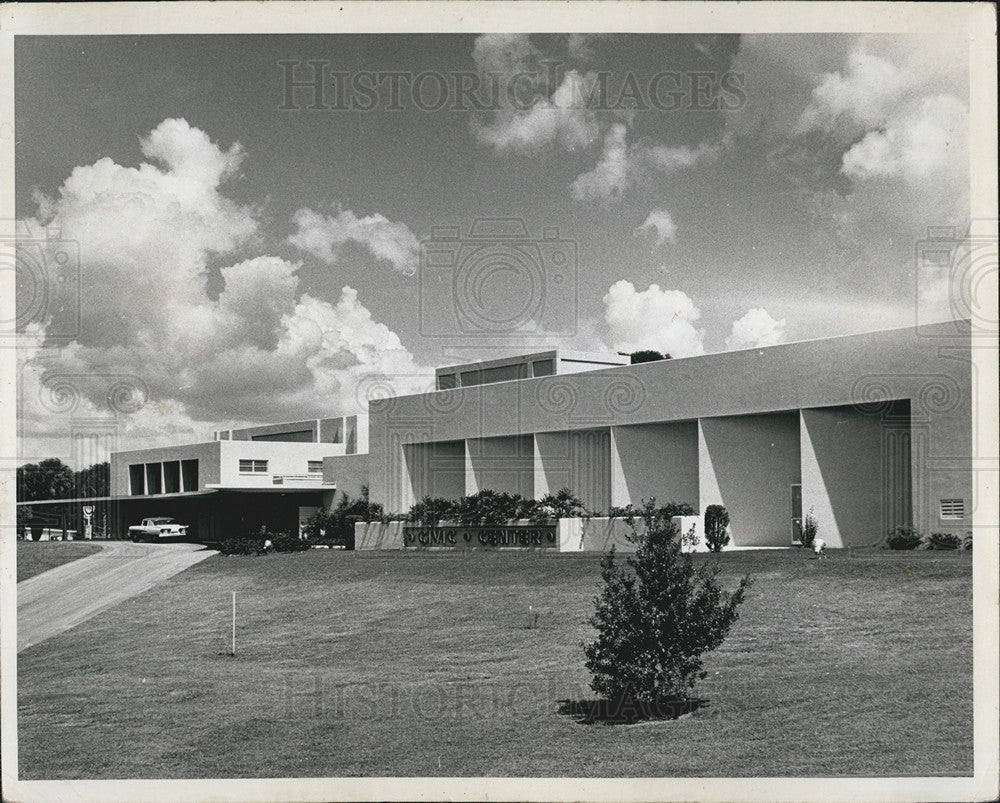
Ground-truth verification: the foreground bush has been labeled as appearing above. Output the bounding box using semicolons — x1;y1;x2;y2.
218;538;266;556
886;526;922;550
584;507;751;708
799;509;818;550
405;487;591;525
926;532;962;551
270;531;310;553
304;488;384;549
704;504;730;552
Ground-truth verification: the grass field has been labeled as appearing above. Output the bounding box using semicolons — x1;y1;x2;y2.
17;548;972;778
16;541;104;582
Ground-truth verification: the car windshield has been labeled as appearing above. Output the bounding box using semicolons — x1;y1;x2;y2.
150;518;175;524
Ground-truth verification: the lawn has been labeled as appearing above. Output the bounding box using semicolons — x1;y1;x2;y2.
17;548;972;778
16;540;104;582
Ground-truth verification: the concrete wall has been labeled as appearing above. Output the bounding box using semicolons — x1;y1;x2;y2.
465;435;534;498
355;520;406;550
611;421;699;508
800;406;887;548
534;429;611;512
322;453;371;500
111;441;221;495
699;412;801;546
402;440;465;505
217;441;338;487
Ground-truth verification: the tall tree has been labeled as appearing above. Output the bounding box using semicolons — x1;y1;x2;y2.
17;458;75;502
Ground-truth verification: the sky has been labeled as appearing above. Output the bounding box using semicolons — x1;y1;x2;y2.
14;32;972;466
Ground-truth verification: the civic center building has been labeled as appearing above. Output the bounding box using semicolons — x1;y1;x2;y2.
23;320;976;550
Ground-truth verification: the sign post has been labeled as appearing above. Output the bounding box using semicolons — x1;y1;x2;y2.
82;506;95;540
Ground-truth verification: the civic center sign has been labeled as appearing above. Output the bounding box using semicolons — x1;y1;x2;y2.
402;523;557;549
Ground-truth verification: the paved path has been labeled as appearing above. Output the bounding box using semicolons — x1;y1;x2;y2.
17;541;217;653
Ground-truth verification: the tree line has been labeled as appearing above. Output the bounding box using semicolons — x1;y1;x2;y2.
17;458;110;502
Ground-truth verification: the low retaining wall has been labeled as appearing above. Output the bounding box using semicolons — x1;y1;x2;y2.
356;515;721;553
354;520;406;550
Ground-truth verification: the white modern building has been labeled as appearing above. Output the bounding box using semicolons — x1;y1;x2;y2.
20;320;976;550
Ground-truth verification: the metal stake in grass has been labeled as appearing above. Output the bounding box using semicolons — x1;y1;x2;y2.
231;591;236;656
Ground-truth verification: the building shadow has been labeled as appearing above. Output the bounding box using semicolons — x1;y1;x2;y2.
557;696;706;725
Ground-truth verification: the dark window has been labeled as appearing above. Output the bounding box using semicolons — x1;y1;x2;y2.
129;464;145;496
531;359;555;377
163;461;181;493
239;459;268;473
145;463;162;495
437;373;457;390
251;430;313;442
460;363;529;387
308;461;323;474
181;459;199;491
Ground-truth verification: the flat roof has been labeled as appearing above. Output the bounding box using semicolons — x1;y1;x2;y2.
436;349;628;376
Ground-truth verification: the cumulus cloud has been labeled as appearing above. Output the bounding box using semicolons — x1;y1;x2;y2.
794;49;912;135
470;34;720;202
470;34;601;155
21;118;432;457
725;308;787;350
634;209;677;248
289;206;421;275
473;68;602;155
839;94;967;182
602;280;705;357
571;123;716;201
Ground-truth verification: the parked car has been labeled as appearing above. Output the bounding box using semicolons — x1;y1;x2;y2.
129;517;188;543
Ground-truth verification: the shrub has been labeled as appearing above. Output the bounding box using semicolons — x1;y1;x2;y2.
886;525;922;550
305;488;384;549
269;531;310;553
407;495;456;525
584;507;751;708
630;349;668;364
962;532;973;551
799;508;818;549
454;489;526;525
704;505;730;552
218;537;266;556
926;532;962;551
529;488;586;522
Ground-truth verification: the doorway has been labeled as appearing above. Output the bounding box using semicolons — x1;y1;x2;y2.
791;483;802;544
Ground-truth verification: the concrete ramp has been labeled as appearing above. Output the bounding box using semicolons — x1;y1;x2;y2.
17;541;216;653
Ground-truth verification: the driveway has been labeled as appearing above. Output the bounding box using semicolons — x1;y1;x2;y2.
17;540;217;653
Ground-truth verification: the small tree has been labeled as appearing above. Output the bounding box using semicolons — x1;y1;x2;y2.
530;487;586;522
629;350;673;364
407;495;456;525
584;508;751;708
799;508;818;549
704;505;730;552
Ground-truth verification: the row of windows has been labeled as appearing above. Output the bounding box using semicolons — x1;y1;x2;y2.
238;460;324;474
437;359;555;390
129;460;199;496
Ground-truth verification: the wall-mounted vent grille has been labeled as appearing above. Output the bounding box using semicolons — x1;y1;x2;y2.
939;499;965;519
